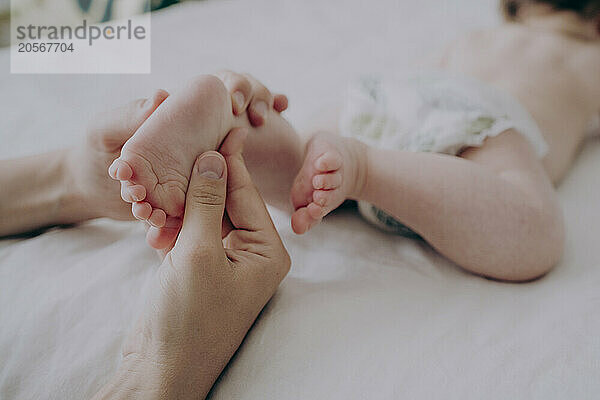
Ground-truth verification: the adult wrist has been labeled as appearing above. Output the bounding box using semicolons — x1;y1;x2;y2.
57;147;100;224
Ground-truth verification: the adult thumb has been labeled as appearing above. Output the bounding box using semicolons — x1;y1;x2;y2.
177;151;228;251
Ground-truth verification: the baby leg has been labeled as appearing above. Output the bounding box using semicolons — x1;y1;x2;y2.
288;126;564;281
357;130;564;281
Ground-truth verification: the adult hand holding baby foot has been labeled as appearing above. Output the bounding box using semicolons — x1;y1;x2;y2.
93;130;290;400
64;89;170;222
109;72;289;250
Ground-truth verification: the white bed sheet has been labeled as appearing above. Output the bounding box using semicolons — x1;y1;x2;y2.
1;0;600;398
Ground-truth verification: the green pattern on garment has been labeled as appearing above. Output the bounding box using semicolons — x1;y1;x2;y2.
370;205;422;239
349;76;389;140
465;116;496;136
360;76;382;101
350;113;387;141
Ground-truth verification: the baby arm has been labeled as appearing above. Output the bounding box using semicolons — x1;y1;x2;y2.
359;130;565;281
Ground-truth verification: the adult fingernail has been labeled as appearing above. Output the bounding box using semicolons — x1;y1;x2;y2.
196;153;224;180
254;101;267;120
232;91;245;112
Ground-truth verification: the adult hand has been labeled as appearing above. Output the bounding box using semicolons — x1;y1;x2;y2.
145;72;289;250
65;90;169;221
93;129;291;400
67;72;283;225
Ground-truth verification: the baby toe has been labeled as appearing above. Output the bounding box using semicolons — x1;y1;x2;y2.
121;183;146;203
146;222;180;250
307;202;325;219
312;172;342;190
313;189;335;207
314;151;342;172
132;201;152;220
148;208;167;228
291;207;320;235
108;159;134;181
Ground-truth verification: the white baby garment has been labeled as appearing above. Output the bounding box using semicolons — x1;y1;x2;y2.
339;70;549;235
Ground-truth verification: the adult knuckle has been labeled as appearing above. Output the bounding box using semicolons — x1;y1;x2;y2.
178;237;216;257
231;75;251;93
190;74;226;96
217;70;249;90
217;70;233;84
186;74;229;111
264;243;291;281
255;85;271;100
279;248;292;275
241;72;255;82
225;70;243;82
186;247;217;268
189;181;223;206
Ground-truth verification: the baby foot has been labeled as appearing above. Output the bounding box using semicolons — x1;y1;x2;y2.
108;75;234;227
290;133;366;234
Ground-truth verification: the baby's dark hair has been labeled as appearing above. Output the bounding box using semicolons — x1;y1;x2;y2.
501;0;600;20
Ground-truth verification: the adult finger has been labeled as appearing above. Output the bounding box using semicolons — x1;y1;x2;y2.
146;217;182;251
88;89;169;151
219;128;275;232
244;73;274;126
215;70;252;116
174;151;228;257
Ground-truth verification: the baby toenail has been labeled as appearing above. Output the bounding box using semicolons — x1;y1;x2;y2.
109;160;119;175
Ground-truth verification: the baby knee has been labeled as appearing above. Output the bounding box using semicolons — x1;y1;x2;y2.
494;209;565;282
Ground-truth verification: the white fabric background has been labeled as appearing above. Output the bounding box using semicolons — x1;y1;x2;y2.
1;0;599;398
